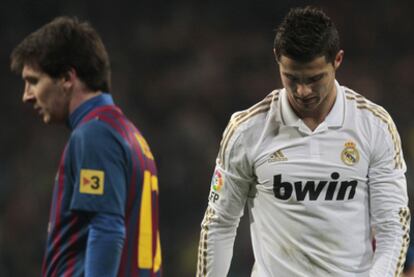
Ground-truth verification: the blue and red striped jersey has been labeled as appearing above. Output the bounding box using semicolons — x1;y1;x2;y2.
42;94;161;277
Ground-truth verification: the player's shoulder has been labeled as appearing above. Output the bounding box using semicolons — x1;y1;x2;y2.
70;117;125;148
227;89;280;134
342;86;395;127
217;90;280;165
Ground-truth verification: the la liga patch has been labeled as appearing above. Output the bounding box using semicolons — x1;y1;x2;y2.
80;169;105;195
211;169;224;192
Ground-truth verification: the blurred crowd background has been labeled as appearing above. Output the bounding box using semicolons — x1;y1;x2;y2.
0;0;413;276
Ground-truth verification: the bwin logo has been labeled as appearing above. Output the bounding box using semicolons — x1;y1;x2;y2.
273;172;357;201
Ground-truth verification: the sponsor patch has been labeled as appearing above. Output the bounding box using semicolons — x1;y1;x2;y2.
211;169;223;192
341;141;360;166
80;169;105;195
268;149;288;162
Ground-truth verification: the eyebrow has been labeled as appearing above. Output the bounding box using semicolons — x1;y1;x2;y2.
23;75;39;83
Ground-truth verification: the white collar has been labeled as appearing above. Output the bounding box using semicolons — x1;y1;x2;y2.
279;80;345;133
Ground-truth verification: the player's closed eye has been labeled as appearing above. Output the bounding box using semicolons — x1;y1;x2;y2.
285;74;300;83
285;74;324;84
307;74;324;83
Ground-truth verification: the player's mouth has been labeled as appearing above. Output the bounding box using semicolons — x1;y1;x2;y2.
34;105;43;115
295;96;319;106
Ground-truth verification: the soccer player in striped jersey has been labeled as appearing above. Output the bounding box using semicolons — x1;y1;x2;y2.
11;17;161;277
197;6;409;277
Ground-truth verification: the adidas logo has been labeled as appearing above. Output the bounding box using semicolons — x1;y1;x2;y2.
268;150;288;162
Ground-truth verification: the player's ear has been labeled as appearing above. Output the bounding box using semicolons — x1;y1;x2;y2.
61;68;77;91
334;50;344;70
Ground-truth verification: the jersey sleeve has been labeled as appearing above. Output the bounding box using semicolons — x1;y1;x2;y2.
68;120;129;216
85;212;125;276
197;116;255;277
368;115;410;277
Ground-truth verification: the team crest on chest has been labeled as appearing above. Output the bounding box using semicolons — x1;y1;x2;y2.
341;140;360;166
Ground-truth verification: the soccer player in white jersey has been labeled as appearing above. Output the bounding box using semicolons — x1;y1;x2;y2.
197;6;410;277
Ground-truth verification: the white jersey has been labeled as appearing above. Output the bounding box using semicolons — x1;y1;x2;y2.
197;81;410;277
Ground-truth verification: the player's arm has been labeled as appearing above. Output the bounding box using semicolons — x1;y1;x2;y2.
197;120;254;277
68;120;130;275
368;116;410;277
84;212;125;277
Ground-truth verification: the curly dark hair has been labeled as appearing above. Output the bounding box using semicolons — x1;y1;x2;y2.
11;16;111;92
274;6;340;64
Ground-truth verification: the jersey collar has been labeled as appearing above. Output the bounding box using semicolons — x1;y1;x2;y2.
279;80;345;132
68;93;114;129
324;81;345;127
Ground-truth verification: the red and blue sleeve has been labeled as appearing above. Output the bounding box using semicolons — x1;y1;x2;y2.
68;119;132;216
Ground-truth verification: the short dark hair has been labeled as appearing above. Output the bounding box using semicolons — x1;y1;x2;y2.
274;6;340;64
11;16;111;92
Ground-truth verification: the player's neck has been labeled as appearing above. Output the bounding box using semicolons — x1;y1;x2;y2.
300;117;323;131
295;88;337;131
69;88;102;114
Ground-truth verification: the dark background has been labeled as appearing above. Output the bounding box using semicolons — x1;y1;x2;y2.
0;0;413;276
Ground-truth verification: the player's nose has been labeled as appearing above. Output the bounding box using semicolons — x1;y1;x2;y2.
22;83;35;103
296;84;312;97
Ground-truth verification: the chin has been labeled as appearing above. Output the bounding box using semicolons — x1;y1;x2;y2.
42;114;56;124
42;118;52;124
303;100;322;110
44;115;67;125
299;104;318;112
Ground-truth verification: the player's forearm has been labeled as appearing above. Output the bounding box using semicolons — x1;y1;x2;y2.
197;206;240;277
85;212;126;277
370;207;410;277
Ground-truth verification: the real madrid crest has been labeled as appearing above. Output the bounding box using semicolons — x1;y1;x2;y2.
341;140;360;166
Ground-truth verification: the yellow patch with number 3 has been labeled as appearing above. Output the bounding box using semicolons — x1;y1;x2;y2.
80;169;105;195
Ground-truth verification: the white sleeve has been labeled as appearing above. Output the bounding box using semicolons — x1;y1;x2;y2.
197;122;254;277
369;117;410;277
